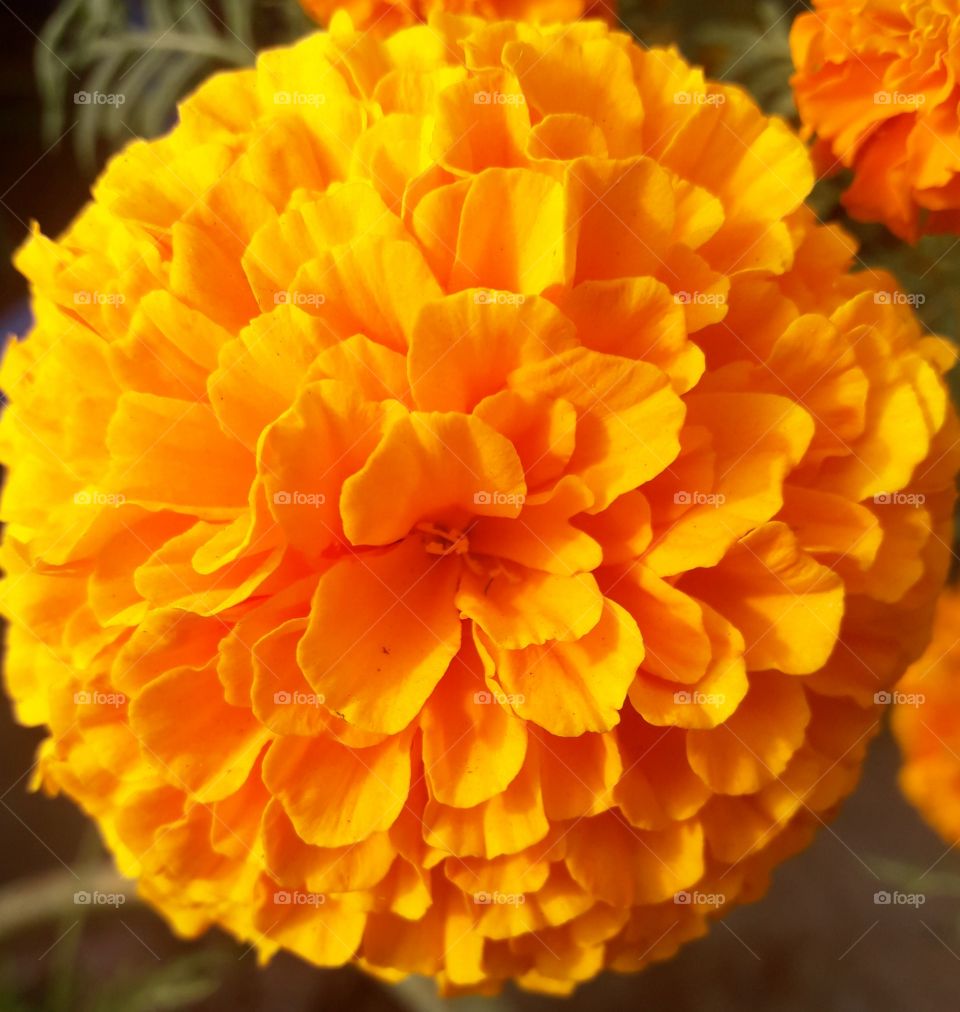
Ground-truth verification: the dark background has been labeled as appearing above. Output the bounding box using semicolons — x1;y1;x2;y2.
0;0;87;333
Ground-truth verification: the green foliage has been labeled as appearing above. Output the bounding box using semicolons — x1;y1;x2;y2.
692;1;795;118
863;232;960;343
36;0;312;173
84;950;233;1012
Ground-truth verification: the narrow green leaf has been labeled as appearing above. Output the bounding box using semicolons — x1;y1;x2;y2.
74;48;129;174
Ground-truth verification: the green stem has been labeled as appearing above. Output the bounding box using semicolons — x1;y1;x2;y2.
0;863;134;940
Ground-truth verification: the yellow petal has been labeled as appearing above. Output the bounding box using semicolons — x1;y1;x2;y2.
451;168;573;293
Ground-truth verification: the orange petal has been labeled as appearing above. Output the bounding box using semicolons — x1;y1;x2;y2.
341;411;526;547
298;539;462;735
420;637;527;808
407;292;576;412
129;663;269;803
686;673;812;794
481;599;644;736
262;730;412;847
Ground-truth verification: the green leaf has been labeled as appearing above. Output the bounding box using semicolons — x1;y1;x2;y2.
86;950;231;1012
36;0;94;141
222;0;256;48
74;48;129;173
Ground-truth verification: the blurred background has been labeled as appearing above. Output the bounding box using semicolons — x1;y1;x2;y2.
1;2;960;1009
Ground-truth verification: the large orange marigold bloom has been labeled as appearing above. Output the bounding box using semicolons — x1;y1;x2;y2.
791;0;960;241
893;589;960;844
2;13;958;995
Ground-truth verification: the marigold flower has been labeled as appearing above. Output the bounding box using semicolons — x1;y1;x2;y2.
791;0;960;241
893;589;960;844
2;13;957;995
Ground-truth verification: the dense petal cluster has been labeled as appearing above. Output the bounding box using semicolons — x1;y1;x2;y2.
893;589;960;845
791;0;960;241
299;0;610;34
2;13;957;995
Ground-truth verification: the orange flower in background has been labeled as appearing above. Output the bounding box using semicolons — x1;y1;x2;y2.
2;12;958;995
791;0;960;241
893;589;960;845
300;0;609;33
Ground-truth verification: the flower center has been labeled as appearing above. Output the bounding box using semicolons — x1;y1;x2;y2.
417;522;472;557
